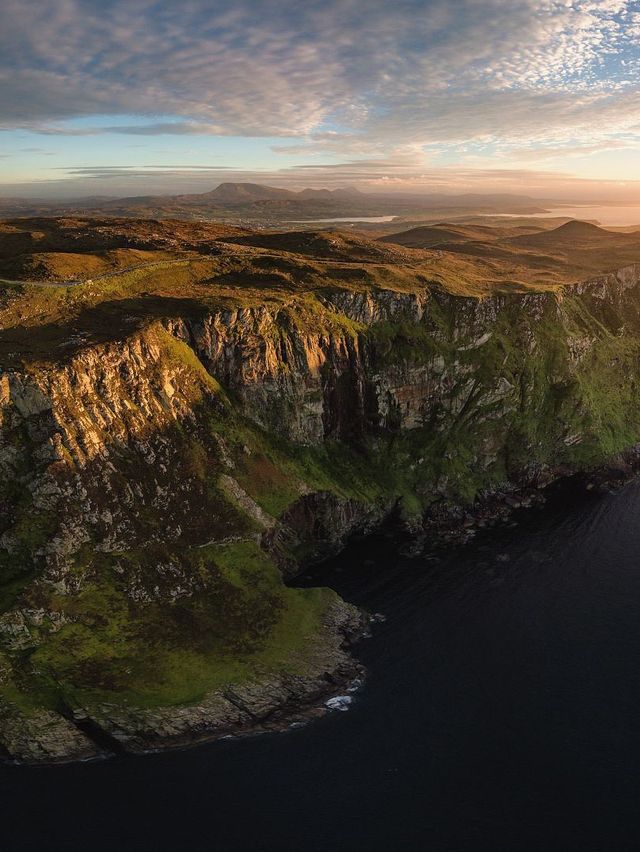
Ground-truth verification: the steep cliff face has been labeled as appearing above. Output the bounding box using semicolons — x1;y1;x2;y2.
1;264;640;761
164;290;430;442
170;264;640;496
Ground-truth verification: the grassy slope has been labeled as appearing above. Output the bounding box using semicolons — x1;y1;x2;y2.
28;542;336;711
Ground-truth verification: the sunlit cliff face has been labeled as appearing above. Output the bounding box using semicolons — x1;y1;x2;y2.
1;0;640;199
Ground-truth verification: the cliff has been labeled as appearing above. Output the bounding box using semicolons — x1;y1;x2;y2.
1;226;640;761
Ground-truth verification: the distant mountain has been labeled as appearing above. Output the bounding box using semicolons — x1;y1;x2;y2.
0;182;550;222
298;186;364;200
86;182;369;215
204;182;297;203
542;220;610;239
177;182;365;204
507;219;639;249
205;183;364;201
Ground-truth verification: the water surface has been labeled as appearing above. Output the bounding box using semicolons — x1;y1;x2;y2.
3;481;640;851
287;215;398;223
502;205;640;227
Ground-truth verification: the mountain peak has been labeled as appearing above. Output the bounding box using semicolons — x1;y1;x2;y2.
205;182;296;202
551;219;609;237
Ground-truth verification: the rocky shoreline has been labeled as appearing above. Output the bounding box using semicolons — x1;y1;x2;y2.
0;598;369;765
401;447;640;555
5;453;639;767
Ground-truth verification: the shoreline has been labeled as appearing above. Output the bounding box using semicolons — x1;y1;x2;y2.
5;452;640;767
0;599;369;766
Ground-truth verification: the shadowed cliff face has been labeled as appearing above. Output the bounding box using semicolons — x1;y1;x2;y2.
1;258;640;763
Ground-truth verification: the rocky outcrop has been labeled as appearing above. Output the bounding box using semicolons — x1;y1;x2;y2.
163;265;640;465
69;597;366;756
268;491;393;578
2;264;640;762
0;706;100;764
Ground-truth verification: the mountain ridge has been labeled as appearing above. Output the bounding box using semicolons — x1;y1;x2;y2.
0;183;549;221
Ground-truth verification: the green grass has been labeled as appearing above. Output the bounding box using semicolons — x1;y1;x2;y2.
14;541;335;712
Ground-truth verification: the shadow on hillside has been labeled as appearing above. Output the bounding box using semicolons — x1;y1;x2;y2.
0;295;213;366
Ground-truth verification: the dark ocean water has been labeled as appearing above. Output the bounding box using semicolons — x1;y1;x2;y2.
3;480;640;851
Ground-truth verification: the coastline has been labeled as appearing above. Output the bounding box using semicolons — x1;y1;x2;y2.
0;598;369;766
5;451;640;766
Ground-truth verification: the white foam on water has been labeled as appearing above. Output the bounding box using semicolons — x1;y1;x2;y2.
325;695;353;712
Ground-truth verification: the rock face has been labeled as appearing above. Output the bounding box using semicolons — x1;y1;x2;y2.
2;264;640;762
0;706;100;764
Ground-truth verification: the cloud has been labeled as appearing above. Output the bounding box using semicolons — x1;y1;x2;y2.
2;1;639;138
502;139;637;162
1;0;640;189
32;121;222;136
56;165;235;177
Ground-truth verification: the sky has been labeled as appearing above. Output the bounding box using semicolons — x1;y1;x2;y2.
1;0;640;200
